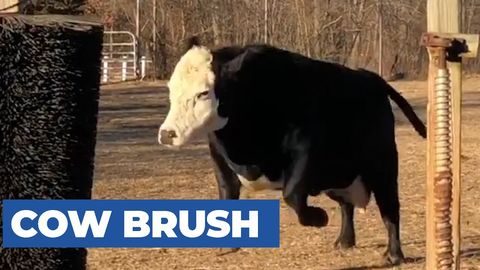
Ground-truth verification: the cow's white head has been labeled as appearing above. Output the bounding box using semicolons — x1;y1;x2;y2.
158;44;228;147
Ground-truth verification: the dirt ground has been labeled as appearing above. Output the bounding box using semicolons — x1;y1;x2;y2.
88;78;480;270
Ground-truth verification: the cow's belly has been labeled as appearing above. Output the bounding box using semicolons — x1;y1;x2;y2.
237;174;283;191
210;133;284;191
325;176;370;209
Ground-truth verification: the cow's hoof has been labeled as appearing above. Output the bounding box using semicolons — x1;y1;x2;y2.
382;249;405;266
299;206;328;227
334;237;355;249
217;247;241;256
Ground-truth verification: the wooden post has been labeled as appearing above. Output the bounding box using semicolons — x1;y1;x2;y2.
424;1;480;269
0;0;18;13
451;53;462;270
426;1;461;269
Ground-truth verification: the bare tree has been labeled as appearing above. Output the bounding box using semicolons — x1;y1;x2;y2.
85;0;480;79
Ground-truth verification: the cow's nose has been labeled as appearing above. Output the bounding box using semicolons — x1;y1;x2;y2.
159;129;177;145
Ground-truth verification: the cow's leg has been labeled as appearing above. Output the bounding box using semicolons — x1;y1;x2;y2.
373;182;404;265
208;140;241;200
283;190;328;227
367;162;405;265
282;152;328;227
208;138;241;255
327;191;356;249
215;167;241;200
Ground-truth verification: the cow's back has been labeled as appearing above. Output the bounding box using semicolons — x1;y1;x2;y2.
214;45;398;191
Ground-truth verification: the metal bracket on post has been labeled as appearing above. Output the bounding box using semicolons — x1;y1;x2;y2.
421;33;469;63
421;32;479;59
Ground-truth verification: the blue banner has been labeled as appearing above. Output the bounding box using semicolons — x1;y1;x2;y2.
2;199;280;248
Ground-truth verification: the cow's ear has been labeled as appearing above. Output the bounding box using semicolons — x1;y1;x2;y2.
221;49;257;78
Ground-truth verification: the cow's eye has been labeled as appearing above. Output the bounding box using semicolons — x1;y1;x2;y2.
196;91;210;100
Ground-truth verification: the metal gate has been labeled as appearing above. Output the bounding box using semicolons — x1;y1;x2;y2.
102;31;137;83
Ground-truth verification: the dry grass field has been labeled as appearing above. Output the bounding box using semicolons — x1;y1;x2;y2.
88;77;480;270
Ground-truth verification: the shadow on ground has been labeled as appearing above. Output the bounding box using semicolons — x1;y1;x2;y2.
334;235;480;270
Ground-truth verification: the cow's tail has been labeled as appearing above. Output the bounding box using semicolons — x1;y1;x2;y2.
386;84;427;138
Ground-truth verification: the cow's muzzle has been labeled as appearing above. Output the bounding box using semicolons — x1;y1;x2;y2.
159;129;177;145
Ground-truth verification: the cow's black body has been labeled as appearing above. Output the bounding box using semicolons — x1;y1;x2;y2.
200;43;426;265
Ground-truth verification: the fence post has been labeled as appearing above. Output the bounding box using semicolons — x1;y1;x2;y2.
103;56;109;83
0;0;18;13
423;1;479;269
122;55;128;81
141;56;146;80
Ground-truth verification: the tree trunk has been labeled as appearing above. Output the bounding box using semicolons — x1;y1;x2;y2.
211;0;221;45
313;0;321;58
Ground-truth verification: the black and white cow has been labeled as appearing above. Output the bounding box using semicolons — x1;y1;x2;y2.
158;37;426;265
